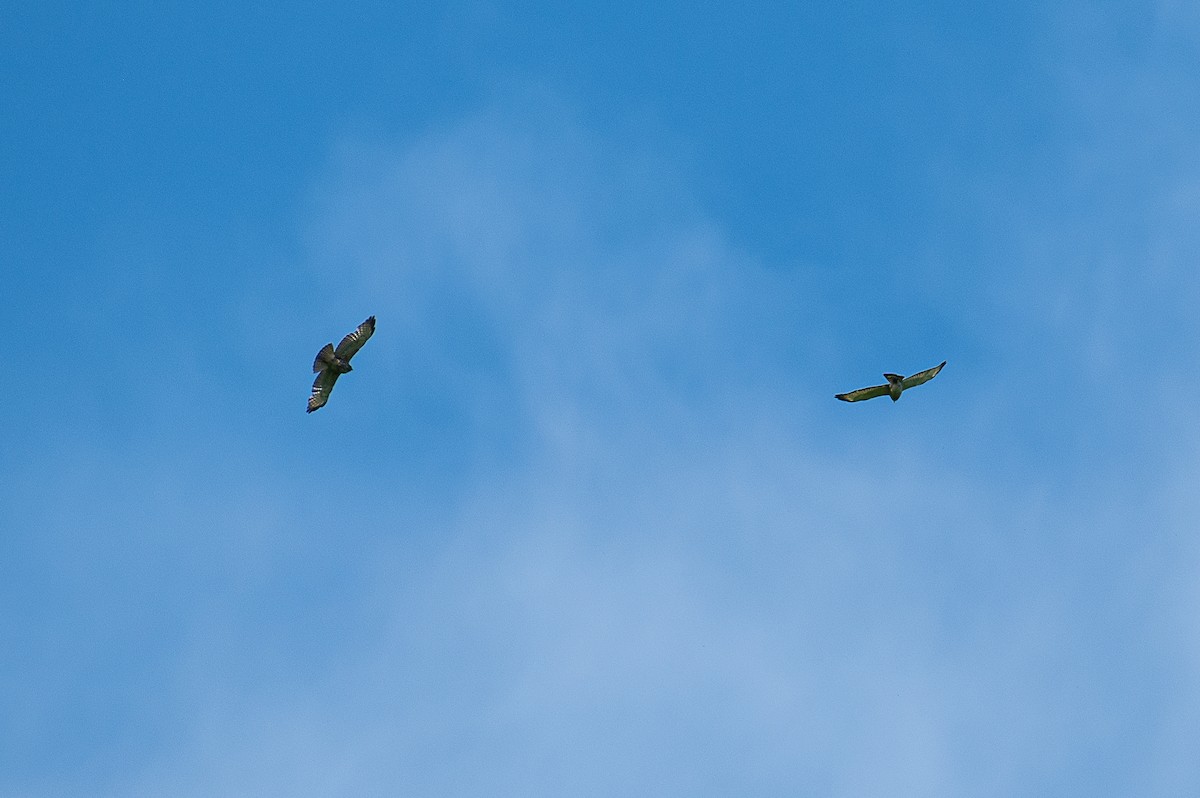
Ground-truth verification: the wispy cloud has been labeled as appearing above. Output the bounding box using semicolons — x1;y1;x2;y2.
59;97;1195;796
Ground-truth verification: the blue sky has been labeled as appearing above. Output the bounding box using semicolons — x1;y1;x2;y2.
4;2;1200;795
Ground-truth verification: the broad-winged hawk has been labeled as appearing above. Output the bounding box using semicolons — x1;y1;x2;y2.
836;360;946;403
307;316;375;413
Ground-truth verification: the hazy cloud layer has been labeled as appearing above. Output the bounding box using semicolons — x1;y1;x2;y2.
8;4;1200;796
42;103;1186;796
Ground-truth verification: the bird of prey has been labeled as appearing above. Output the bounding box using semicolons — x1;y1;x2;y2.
307;316;375;413
835;360;946;403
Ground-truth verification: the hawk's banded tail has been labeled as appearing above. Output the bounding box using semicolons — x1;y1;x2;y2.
313;343;335;373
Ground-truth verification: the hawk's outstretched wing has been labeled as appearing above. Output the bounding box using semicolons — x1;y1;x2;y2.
307;369;340;413
835;383;890;402
900;360;946;390
335;316;376;361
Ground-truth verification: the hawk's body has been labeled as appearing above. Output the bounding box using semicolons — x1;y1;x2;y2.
308;316;375;413
836;361;946;403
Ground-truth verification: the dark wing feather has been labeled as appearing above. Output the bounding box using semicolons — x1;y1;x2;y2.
307;369;340;413
835;383;891;402
900;361;946;391
334;316;376;361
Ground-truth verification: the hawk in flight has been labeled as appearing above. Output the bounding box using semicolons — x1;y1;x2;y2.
836;360;946;403
307;316;376;413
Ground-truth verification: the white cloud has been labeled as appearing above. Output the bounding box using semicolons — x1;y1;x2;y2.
78;97;1200;797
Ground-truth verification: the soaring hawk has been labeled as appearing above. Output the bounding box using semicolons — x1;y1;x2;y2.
836;360;946;403
307;316;375;413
